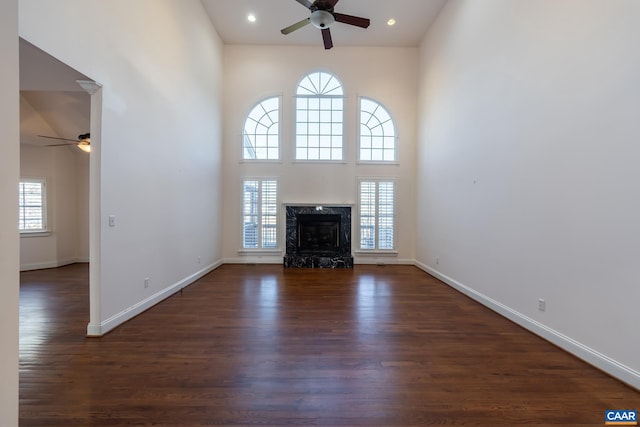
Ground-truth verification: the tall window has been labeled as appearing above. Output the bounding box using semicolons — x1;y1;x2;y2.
242;179;278;249
243;97;280;160
360;98;396;162
295;71;344;161
359;180;395;250
19;179;47;233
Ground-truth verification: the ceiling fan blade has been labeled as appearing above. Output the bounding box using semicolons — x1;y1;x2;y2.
38;135;79;142
321;28;333;50
333;13;370;29
281;18;311;35
295;0;314;9
322;0;340;7
43;142;77;147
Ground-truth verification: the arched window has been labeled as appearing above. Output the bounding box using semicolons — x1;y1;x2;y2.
295;71;344;161
243;96;280;160
359;98;396;162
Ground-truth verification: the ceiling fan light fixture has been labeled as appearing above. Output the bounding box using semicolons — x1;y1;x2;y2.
77;141;91;153
310;10;335;29
77;133;91;153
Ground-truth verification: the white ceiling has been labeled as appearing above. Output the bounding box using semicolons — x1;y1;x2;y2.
202;0;447;48
20;91;90;146
19;38;91;92
19;39;91;146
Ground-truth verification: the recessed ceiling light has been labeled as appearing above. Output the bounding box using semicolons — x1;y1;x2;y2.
387;18;396;26
247;14;256;23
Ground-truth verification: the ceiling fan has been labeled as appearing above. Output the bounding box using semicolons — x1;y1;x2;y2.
38;133;91;153
281;0;371;50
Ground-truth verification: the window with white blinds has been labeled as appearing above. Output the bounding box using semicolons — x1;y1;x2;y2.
243;96;280;160
19;179;47;233
295;71;344;161
359;180;395;250
242;179;278;249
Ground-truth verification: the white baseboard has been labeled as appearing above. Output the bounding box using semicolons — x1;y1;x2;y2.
224;256;283;264
20;258;83;271
414;260;640;391
224;257;416;265
86;260;222;337
81;256;640;391
354;257;415;265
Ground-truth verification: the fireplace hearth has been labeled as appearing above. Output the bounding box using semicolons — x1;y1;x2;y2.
284;205;353;268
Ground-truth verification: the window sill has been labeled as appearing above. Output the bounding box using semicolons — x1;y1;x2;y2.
20;231;51;238
356;161;400;166
292;160;348;165
239;159;283;164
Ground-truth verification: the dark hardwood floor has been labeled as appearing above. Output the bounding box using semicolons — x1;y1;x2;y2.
19;263;639;426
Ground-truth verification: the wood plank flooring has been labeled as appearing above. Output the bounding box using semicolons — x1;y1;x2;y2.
20;263;639;426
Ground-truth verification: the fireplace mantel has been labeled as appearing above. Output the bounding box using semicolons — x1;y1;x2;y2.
281;203;354;215
283;205;354;268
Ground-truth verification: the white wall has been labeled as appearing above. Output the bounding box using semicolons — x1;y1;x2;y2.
20;0;224;334
417;0;640;388
222;45;419;264
20;143;88;270
0;0;19;423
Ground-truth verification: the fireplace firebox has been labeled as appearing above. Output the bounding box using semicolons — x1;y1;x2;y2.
284;206;353;268
297;214;340;254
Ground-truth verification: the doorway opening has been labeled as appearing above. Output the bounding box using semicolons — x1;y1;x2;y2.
18;38;102;336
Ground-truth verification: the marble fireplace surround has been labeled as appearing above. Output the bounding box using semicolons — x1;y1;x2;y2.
284;205;354;268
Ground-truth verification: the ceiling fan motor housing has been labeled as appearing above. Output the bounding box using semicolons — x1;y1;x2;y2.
310;10;335;29
281;0;370;49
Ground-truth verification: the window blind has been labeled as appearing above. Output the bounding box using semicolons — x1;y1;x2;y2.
19;180;46;232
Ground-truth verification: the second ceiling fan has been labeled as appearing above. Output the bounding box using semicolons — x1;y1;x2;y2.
281;0;370;50
38;133;91;153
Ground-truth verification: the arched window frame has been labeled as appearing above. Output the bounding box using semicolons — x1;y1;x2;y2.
242;96;281;160
295;71;345;161
358;97;398;163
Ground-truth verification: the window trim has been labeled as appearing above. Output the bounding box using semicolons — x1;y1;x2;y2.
242;95;282;161
294;70;345;162
357;97;399;164
19;178;49;235
357;178;397;252
240;178;280;252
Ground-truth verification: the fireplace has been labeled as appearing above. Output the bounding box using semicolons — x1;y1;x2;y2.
297;214;340;254
284;206;353;268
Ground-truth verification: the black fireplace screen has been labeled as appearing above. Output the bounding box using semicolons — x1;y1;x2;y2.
297;214;340;253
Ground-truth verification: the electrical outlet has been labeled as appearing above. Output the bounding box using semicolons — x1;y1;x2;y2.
144;278;150;289
538;298;546;312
